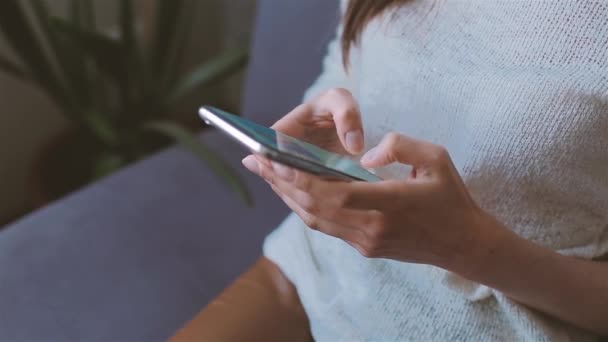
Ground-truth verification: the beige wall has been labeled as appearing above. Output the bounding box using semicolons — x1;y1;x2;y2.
0;0;256;224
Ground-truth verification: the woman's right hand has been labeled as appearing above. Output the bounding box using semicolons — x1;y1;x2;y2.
272;88;365;154
242;87;365;172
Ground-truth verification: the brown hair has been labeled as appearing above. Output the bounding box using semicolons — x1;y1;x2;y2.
341;0;408;67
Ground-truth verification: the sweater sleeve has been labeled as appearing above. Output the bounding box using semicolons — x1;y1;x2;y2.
302;0;353;102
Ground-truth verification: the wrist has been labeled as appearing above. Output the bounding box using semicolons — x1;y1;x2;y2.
444;210;520;280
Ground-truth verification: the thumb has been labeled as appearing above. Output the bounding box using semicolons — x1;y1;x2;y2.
360;133;438;169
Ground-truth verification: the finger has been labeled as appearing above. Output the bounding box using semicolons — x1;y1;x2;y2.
253;154;272;169
271;184;362;243
269;161;410;212
315;88;364;154
257;162;276;184
242;155;260;175
268;169;384;229
270;161;348;207
270;179;385;258
244;156;280;188
270;159;366;199
271;185;380;257
360;132;449;173
265;158;412;211
329;180;413;211
243;154;273;173
270;161;296;182
270;103;312;136
271;89;364;153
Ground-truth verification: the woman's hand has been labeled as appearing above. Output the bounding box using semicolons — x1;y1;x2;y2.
247;87;364;178
244;105;608;335
244;131;497;270
243;96;608;335
268;87;365;154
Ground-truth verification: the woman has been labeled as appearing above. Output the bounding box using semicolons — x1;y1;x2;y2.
173;0;608;340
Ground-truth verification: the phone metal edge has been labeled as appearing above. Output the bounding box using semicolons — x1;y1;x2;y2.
265;148;363;181
199;107;264;153
199;106;370;182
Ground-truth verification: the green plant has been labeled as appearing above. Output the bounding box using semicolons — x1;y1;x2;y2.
0;0;251;204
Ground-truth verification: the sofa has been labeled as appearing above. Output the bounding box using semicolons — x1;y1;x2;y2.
0;0;339;340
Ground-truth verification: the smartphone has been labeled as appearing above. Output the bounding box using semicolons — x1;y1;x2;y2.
198;106;381;182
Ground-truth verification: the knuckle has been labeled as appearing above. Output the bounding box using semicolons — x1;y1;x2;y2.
357;247;373;258
336;107;359;122
358;230;384;256
358;244;380;258
385;132;402;149
335;191;352;208
348;242;367;257
296;102;314;113
296;173;313;192
368;213;387;234
368;223;388;242
302;214;319;230
259;168;273;183
299;196;318;213
429;146;450;166
325;87;352;99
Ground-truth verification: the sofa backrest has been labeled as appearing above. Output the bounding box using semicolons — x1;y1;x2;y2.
241;0;340;125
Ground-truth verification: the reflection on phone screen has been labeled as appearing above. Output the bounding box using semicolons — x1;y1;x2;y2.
209;107;381;182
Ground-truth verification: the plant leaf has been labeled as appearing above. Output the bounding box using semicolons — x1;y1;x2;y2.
0;0;66;107
150;0;184;76
120;0;135;49
144;120;253;206
69;0;82;28
31;0;90;109
92;152;127;180
118;0;137;111
81;110;120;147
81;0;96;31
167;45;248;104
0;54;28;81
50;18;126;83
163;0;195;90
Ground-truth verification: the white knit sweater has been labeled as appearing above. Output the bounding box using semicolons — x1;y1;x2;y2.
264;1;608;340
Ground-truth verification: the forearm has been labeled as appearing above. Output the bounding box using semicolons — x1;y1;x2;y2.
451;213;608;335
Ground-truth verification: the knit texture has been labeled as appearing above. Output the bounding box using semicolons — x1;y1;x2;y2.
264;1;608;340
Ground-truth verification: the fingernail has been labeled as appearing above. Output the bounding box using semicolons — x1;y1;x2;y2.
242;156;259;173
345;130;364;153
360;147;378;164
272;161;294;181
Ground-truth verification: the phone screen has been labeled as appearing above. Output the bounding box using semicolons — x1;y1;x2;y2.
207;107;381;182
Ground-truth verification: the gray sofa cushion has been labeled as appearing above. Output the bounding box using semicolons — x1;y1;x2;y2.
0;133;284;341
0;0;339;341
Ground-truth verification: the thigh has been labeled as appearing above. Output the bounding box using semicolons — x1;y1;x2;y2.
170;256;312;342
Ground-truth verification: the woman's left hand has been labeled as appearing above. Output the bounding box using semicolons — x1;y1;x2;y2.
242;132;497;270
